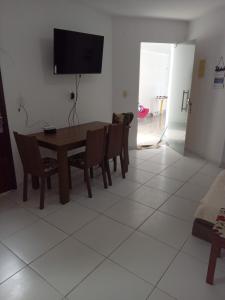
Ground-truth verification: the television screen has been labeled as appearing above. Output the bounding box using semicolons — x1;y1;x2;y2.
54;28;104;74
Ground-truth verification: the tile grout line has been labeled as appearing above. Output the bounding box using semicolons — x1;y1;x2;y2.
27;265;65;297
95;152;209;299
63;153;179;297
65;181;195;297
65;229;152;298
149;220;199;299
64;151;218;299
63;256;109;299
0;148;215;298
1;180;155;294
145;285;178;300
0;241;63;298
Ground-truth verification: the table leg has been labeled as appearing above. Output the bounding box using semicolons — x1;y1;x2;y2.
31;176;39;190
57;148;69;204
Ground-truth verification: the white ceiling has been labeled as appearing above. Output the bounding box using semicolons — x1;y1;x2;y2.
81;0;225;21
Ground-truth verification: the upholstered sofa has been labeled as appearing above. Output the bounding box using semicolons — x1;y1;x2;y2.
192;170;225;242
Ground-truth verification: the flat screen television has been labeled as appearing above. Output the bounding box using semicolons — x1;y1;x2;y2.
54;28;104;74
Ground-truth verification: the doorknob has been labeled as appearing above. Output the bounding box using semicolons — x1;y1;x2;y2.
188;100;192;114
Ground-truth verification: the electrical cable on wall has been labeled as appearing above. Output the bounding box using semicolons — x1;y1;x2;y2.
18;104;49;128
0;48;50;129
68;74;81;127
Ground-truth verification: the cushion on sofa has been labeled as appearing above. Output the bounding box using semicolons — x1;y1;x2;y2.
194;170;225;224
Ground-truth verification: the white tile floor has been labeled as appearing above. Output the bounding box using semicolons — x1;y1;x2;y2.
0;145;224;300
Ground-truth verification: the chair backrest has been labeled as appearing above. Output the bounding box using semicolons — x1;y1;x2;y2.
106;124;123;159
85;127;107;167
112;112;133;151
112;112;134;126
14;132;43;176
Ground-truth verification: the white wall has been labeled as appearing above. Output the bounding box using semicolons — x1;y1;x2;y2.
186;7;225;164
139;43;171;113
0;0;112;182
112;16;188;147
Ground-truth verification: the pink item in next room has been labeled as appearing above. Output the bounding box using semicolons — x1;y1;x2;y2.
138;104;149;119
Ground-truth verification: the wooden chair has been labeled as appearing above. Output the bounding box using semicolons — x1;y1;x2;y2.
112;112;134;172
14;132;58;209
68;127;107;198
105;124;125;186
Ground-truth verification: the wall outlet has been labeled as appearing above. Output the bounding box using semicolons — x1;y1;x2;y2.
17;96;24;112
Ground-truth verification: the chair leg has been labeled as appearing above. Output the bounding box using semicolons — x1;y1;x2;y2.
84;168;92;198
47;177;51;190
113;157;117;172
23;173;28;202
217;248;221;258
106;159;112;186
123;146;129;173
90;167;94;179
206;243;220;285
101;162;108;189
31;175;39;190
120;153;126;179
40;177;45;210
68;167;72;189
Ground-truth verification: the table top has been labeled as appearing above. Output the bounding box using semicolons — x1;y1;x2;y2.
31;121;109;150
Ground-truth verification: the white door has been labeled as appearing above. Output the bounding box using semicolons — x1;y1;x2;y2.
165;43;195;154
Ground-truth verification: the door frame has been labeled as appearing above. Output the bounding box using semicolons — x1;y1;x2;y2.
0;69;17;193
183;40;196;153
137;42;173;146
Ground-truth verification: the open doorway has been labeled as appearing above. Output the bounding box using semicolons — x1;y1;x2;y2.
137;42;195;154
137;42;172;147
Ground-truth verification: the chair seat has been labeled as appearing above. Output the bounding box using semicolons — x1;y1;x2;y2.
213;208;225;239
42;157;58;173
68;152;85;168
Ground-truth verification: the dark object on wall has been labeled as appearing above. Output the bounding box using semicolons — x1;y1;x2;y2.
0;69;17;194
54;28;104;74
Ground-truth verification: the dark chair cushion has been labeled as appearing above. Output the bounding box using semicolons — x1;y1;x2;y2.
68;152;85;169
42;157;58;173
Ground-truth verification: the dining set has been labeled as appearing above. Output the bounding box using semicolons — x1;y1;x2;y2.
14;113;133;209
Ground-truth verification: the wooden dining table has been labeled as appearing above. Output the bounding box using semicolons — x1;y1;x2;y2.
31;121;109;204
